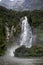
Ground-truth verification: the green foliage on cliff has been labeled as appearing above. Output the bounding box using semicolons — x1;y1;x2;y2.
31;10;43;28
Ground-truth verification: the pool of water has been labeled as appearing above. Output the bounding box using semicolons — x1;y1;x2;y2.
0;56;43;65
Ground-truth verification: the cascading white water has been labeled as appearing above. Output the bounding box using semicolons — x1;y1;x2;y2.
7;45;20;56
20;16;32;48
6;16;33;56
5;23;16;42
5;23;10;42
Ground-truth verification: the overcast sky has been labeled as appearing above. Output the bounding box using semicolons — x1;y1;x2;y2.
0;0;43;10
0;0;43;5
0;0;25;6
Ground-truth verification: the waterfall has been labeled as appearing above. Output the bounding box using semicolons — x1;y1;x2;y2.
5;23;10;42
20;16;32;48
5;23;16;42
6;16;33;57
7;46;20;56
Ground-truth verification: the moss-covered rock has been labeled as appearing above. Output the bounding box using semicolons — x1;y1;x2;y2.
14;44;43;58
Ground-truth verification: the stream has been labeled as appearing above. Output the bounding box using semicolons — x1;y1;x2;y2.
0;56;43;65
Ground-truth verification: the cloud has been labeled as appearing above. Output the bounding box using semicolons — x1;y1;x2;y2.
0;0;43;10
0;0;2;2
10;0;14;1
1;0;25;6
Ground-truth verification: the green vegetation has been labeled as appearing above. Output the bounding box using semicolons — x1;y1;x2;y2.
31;10;43;28
14;44;43;58
0;6;43;56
